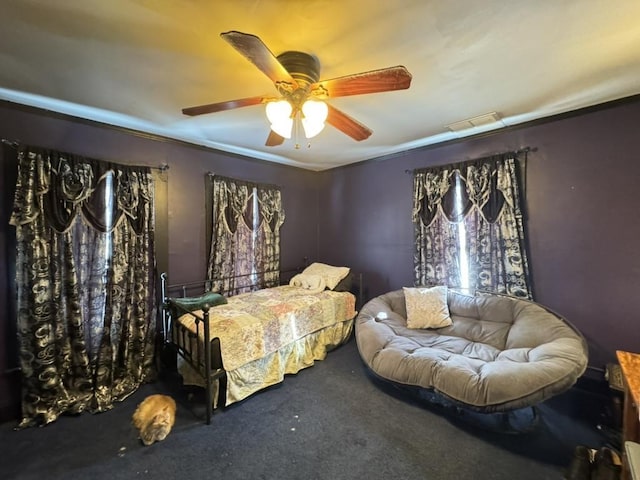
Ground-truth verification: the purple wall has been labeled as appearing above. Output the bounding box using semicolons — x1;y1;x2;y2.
0;102;320;280
0;102;320;420
2;98;639;420
318;98;640;371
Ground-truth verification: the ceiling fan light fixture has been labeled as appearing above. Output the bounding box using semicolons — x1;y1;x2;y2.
301;99;328;138
266;100;293;138
184;32;413;148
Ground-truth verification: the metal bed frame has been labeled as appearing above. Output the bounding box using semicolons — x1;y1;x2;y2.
160;269;293;424
160;268;362;424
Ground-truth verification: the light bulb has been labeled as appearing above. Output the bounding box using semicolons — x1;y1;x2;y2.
266;100;293;138
301;99;328;138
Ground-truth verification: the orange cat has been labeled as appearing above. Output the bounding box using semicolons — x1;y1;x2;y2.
132;394;176;446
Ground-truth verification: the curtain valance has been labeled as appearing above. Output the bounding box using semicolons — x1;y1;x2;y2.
210;175;284;234
10;147;153;235
413;153;522;227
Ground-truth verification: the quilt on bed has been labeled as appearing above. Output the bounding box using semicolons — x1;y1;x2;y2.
177;285;357;372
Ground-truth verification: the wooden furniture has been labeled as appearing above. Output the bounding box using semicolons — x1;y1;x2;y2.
616;350;640;480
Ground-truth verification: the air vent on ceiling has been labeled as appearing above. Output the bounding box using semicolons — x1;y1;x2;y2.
446;112;504;132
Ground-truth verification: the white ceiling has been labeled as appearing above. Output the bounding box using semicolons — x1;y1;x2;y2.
2;0;640;171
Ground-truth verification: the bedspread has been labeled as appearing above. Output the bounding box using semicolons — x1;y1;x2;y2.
178;286;356;371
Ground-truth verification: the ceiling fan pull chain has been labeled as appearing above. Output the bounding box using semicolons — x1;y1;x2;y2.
294;112;301;149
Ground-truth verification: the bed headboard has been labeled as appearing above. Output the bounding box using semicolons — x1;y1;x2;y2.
161;268;301;299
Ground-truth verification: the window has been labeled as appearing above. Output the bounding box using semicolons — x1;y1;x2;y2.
206;176;284;296
9;147;157;426
452;172;470;290
412;154;531;298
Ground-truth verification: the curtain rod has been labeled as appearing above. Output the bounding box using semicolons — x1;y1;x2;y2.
2;138;169;171
405;146;536;175
1;138;20;148
207;172;282;190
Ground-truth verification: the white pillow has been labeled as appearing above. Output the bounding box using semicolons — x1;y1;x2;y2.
302;263;350;290
289;273;326;294
403;286;452;329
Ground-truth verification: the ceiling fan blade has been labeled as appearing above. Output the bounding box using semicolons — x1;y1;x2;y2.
182;96;265;116
266;130;285;147
326;103;372;141
221;31;298;88
312;66;412;98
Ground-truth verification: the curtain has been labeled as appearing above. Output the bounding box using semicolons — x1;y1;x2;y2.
207;176;285;296
412;153;532;298
9;147;157;427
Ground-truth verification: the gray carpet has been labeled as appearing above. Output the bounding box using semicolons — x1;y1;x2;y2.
0;337;609;480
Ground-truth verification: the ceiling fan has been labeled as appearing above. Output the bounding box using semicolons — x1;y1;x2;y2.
182;31;413;147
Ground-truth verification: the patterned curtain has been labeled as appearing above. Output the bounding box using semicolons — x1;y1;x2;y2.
9;147;157;427
412;153;532;298
412;165;462;287
255;184;285;288
207;176;284;295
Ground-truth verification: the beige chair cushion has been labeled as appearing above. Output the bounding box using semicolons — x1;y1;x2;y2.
355;289;588;412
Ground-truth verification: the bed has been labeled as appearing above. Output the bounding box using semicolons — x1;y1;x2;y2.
161;264;358;424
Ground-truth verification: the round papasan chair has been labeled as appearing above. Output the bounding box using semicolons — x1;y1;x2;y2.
355;287;588;413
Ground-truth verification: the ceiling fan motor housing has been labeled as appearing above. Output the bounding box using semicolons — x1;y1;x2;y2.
276;51;321;95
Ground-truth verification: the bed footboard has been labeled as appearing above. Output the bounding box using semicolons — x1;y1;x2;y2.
163;290;228;424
